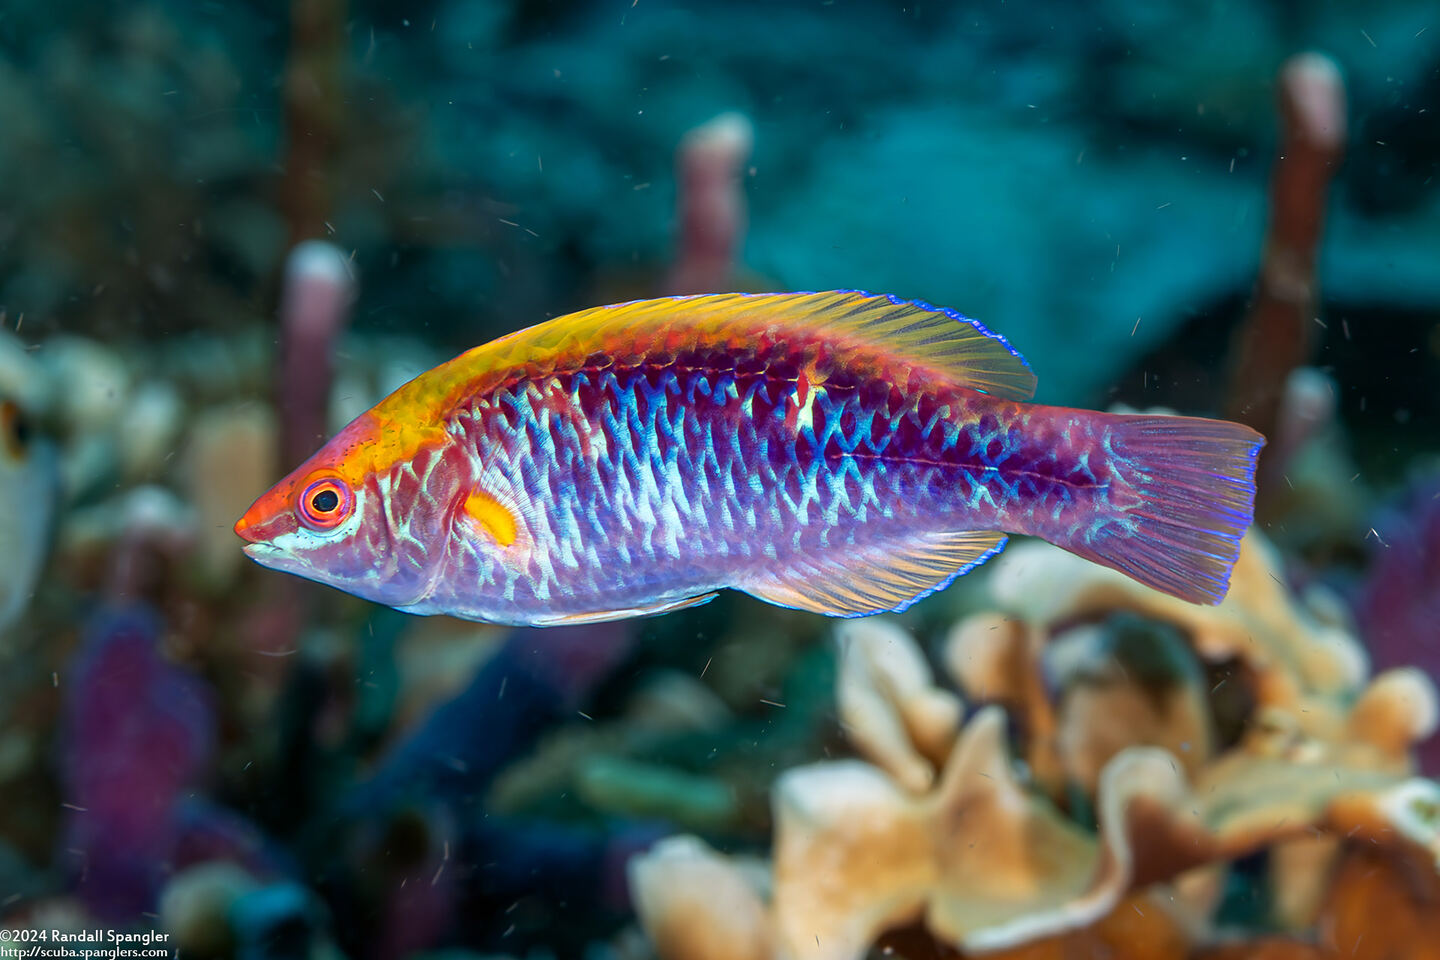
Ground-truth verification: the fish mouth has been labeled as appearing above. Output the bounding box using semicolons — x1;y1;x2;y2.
241;541;299;572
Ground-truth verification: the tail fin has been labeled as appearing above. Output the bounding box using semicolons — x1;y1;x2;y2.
1070;415;1264;605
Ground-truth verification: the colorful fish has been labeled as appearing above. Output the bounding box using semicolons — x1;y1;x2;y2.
236;292;1263;625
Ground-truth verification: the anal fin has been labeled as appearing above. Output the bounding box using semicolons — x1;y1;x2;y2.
741;530;1007;617
532;591;720;626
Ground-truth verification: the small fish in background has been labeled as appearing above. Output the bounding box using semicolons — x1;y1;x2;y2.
236;292;1263;625
0;398;56;632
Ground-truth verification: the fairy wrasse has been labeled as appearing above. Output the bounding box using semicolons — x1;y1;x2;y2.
235;292;1264;625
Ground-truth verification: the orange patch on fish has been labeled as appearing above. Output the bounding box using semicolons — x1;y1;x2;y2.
784;361;826;435
464;488;518;547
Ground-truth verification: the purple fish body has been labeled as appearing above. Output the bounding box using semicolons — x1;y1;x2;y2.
237;293;1263;624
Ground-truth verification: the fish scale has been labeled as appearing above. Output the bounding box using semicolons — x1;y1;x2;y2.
430;347;1077;623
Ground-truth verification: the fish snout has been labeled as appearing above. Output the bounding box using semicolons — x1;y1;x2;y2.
234;505;301;569
234;491;297;545
234;510;262;543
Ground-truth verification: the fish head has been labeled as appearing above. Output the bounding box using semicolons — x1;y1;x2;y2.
235;409;466;607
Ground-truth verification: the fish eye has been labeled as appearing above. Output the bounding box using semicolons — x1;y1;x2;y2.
298;477;354;531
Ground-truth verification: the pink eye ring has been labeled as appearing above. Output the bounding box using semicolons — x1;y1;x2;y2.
298;477;354;530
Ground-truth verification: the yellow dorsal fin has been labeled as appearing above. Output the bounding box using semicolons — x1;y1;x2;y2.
413;291;1036;407
554;292;1036;400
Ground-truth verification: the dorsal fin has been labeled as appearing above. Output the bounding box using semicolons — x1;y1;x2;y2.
560;292;1036;400
422;291;1036;406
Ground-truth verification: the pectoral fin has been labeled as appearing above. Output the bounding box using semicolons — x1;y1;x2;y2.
463;488;519;546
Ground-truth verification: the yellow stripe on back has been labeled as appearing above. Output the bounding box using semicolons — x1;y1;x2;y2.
356;292;1037;472
485;292;1038;399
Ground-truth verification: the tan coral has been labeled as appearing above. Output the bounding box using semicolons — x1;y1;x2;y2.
943;613;1062;793
1046;622;1216;796
978;525;1424;938
1227;663;1437;782
771;760;935;960
835;618;961;792
628;836;772;960
969;747;1439;954
927;731;1423;953
933;580;1437;951
778;710;1170;957
635;709;1093;960
942;612;1034;705
632;711;1440;960
1346;667;1440;763
1196;663;1436;932
924;708;1105;951
1268;834;1341;930
631;571;1440;960
945;609;1219;801
988;531;1366;701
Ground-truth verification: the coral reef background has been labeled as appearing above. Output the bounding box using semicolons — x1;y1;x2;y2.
0;1;1437;958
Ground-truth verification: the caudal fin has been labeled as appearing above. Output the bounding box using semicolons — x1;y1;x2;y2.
1070;415;1264;605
